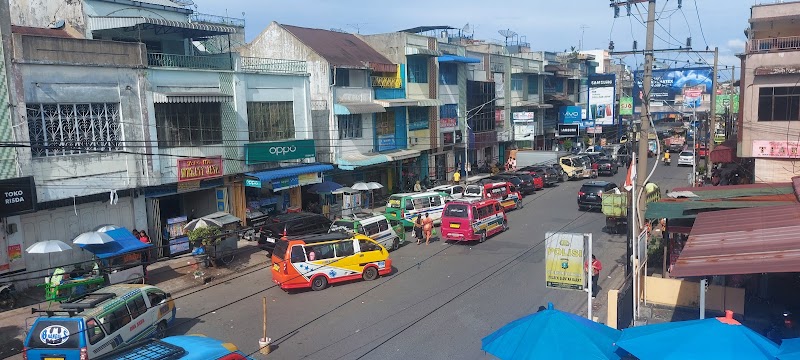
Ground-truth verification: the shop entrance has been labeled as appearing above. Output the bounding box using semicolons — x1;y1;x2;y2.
146;188;218;259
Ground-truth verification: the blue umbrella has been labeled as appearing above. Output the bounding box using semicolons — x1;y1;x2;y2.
778;338;800;360
616;310;778;360
481;303;622;360
307;181;343;194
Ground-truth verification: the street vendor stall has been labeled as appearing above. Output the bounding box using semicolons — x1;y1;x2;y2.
78;228;151;285
199;212;241;266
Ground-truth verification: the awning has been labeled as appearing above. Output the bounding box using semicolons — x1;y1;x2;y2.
644;200;794;220
709;140;737;163
153;92;233;103
670;205;800;277
416;99;444;107
406;47;443;56
202;211;242;226
337;152;391;170
375;99;420;108
385;149;421;161
334;102;386;115
78;228;151;259
437;55;481;64
88;16;235;37
246;163;334;183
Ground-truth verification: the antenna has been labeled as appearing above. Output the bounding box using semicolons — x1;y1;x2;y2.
498;29;517;46
462;23;473;38
346;23;368;34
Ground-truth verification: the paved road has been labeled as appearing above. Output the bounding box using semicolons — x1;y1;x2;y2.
167;159;691;360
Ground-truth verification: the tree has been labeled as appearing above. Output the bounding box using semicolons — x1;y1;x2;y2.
187;227;222;247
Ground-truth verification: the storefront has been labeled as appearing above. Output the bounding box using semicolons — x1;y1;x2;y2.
470;130;498;168
0;176;37;276
244;163;333;216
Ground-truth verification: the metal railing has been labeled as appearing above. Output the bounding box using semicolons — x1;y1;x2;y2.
238;57;307;74
749;36;800;53
371;76;401;88
190;12;245;27
147;53;232;70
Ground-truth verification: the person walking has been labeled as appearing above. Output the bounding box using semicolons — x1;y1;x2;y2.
585;255;603;298
414;215;423;245
453;169;461;185
422;213;434;245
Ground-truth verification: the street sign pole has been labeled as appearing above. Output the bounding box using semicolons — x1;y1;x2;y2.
586;233;593;320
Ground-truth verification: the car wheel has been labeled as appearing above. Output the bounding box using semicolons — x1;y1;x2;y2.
311;276;328;291
561;174;569;182
156;321;168;339
392;238;400;251
362;266;379;281
479;231;487;243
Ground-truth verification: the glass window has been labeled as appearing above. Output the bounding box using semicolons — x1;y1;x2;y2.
154;102;222;148
495;203;502;212
439;63;457;85
511;75;523;91
413;197;431;209
359;239;380;252
408;107;429;130
146;290;167;307
528;75;539;94
334;240;355;257
25;103;122;157
407;56;428;83
377;219;389;232
430;196;442;207
127;294;148;319
376;111;395;136
99;305;131;334
444;204;468;218
338;114;363;139
363;223;381;236
86;318;106;345
306;244;335;260
290;245;306;263
387;196;402;208
335;68;350;86
247;102;295;141
758;87;800;121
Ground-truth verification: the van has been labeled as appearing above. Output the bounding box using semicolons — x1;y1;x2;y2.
464;181;523;211
441;198;508;243
385;191;449;226
329;213;406;251
271;233;392;291
24;284;176;360
429;184;466;200
558;155;586;180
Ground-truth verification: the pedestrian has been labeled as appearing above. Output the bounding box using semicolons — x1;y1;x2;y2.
414;215;423;245
414;180;422;192
452;169;461;185
138;231;151;244
422;213;434;245
132;229;140;238
585;255;602;298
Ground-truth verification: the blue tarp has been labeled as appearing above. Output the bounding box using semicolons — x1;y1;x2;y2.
78;228;151;259
246;163;334;183
437;55;481;64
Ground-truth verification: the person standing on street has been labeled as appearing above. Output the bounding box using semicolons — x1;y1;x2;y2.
422;213;434;245
414;215;423;245
453;169;461;185
585;255;602;298
414;180;422;192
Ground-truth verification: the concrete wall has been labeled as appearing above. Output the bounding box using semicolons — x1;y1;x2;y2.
361;33;406;65
9;0;86;33
407;82;428;99
644;276;745;315
338;113;374;156
754;158;800;182
439;84;458;104
12;34;146;68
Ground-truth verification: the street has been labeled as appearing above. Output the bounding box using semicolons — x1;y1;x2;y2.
166;159;692;360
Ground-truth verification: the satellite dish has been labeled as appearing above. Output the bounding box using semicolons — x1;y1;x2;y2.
49;19;65;29
462;23;472;34
498;29;517;45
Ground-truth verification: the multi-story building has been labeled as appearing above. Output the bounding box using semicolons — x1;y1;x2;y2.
740;1;800;182
3;1;318;286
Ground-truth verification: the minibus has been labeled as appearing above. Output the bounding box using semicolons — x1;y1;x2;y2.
440;198;508;243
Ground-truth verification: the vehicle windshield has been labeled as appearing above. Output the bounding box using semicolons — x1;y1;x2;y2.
680;152;693;157
516;174;533;181
505;177;522;185
464;186;482;196
488;186;508;199
443;204;469;218
387;196;402;208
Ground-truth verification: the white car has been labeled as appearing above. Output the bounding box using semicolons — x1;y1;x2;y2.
677;151;695;166
429;184;465;199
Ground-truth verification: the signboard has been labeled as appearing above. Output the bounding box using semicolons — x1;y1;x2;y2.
244;178;262;188
0;176;37;216
754;66;800;76
558;124;579;137
298;172;322;186
271;176;300;192
442;132;455;145
377;134;396;152
545;232;585;291
633;67;713;113
440;104;458;130
586;126;603;134
619;97;634;116
559;106;582;124
513;120;536;140
495;109;505;127
715;95;740;115
177;157;222;182
513;112;535;120
752;140;800;159
588;74;616;125
245;139;316;165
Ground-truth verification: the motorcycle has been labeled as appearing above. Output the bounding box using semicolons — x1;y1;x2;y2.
0;282;16;311
663;157;671;166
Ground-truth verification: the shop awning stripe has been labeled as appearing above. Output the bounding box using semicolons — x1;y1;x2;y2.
336;153;391;170
245;164;333;183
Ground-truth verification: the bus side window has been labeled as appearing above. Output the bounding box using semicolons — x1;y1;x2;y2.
86;318;106;345
358;239;378;252
377;219;389;232
430;196;442;207
290;245;306;263
127;294;147;319
147;290;167;307
334;240;355;257
472;207;478;218
495;203;502;212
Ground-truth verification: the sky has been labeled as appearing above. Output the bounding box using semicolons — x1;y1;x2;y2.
190;0;757;82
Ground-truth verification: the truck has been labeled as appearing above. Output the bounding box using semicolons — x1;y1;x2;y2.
601;183;661;234
664;134;686;153
515;150;569;168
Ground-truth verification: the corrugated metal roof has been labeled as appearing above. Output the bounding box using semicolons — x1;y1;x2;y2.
670;205;800;277
671;183;793;193
281;24;394;70
645;200;794;219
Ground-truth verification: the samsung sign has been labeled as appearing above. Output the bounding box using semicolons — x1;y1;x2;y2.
559;106;582;125
558;124;579;137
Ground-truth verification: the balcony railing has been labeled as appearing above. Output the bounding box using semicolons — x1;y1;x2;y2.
239;57;307;74
190;12;245;27
147;53;232;70
749;36;800;53
371;76;402;89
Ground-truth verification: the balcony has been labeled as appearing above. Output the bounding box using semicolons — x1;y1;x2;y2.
748;36;800;54
189;12;245;27
371;76;402;89
147;53;308;74
148;53;231;70
239;57;307;74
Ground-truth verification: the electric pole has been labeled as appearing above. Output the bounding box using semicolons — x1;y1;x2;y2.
706;47;719;178
637;0;656;230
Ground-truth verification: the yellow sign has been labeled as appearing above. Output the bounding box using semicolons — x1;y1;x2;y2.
545;232;585;291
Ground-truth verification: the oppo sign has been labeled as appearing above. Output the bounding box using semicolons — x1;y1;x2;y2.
246;139;316;165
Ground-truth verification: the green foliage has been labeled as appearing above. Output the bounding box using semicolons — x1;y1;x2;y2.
188;227;222;247
563;138;574;150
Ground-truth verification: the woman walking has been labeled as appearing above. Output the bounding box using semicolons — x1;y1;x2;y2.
414;215;423;245
423;213;434;245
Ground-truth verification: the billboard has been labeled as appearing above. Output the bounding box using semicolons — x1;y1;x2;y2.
545;232;586;291
588;74;616;125
559;106;582;124
715;94;740;115
633;67;713;113
620;97;634;116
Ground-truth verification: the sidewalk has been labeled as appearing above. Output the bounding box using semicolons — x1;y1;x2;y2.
0;240;268;359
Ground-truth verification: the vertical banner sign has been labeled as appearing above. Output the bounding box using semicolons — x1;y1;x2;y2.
545;232;586;291
588;74;616;125
619;97;634;116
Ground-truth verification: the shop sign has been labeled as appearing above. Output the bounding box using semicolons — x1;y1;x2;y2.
752;140;800;159
559;106;582;124
177;157;222;182
513;112;534;120
619;97;634;116
271;176;299;191
377;134;396;152
440;117;457;129
245;139;316;165
455;130;463;144
495;109;505;127
244;178;262;188
442;132;454;145
298;173;322;186
558;124;579;137
545;232;586;291
0;176;37;216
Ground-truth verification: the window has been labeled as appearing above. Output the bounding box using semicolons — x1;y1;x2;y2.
290;245;306;263
495;203;502;212
567;80;577;95
467;81;496;133
511;75;523;91
408;107;429;130
362;222;381;236
146;290;167;307
155;102;222;148
528;75;539;94
306;243;335;260
127;294;148;319
444;204;468;218
359;239;379;252
439;63;457;85
376;111;395;136
413;197;431;209
407;56;428;83
334;240;355;257
26;103;121;157
478;206;491;219
99;305;131;334
247;101;295;141
758;87;800;121
86;318;106;345
334;68;350;86
338;115;363;139
430;196;442;207
377;219;389;232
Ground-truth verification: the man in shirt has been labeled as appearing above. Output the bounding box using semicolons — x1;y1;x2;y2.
453;170;461;185
585;255;602;298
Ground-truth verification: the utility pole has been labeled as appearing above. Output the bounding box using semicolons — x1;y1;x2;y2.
637;0;656;230
706;47;719;178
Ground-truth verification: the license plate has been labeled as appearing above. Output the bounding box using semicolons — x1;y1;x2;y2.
377;261;386;269
449;223;460;228
266;237;276;243
272;264;279;271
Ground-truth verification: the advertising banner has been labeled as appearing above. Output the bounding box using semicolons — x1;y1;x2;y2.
633;67;713;113
620;97;634;116
588;74;616;125
513;120;536;140
177;157;223;182
715;94;740;115
558;124;579;137
244;139;316;165
513;112;535;120
559;106;582;125
752;140;800;159
545;232;586;291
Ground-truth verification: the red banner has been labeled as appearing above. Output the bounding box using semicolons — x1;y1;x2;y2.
177;156;223;182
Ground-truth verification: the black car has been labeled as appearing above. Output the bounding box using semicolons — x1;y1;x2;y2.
256;212;332;253
521;166;558;187
506;172;540;192
490;174;535;195
596;159;619;176
548;165;568;182
578;181;619;211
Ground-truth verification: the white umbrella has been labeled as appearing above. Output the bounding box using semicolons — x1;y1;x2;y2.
93;224;120;232
351;182;371;191
356;182;384;209
183;218;223;232
332;187;358;195
72;231;115;245
366;182;384;190
26;240;72;273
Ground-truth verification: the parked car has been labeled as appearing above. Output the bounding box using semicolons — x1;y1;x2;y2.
520;166;557;187
596;158;619;176
490;174;535;195
696;145;708;158
678;151;695;167
97;335;254;360
506;171;542;191
548;165;568;183
257;212;332;253
578;181;619;211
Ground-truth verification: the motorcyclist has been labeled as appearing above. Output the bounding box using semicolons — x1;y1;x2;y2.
663;152;671;165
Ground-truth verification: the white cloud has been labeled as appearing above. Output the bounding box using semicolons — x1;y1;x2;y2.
726;39;746;52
